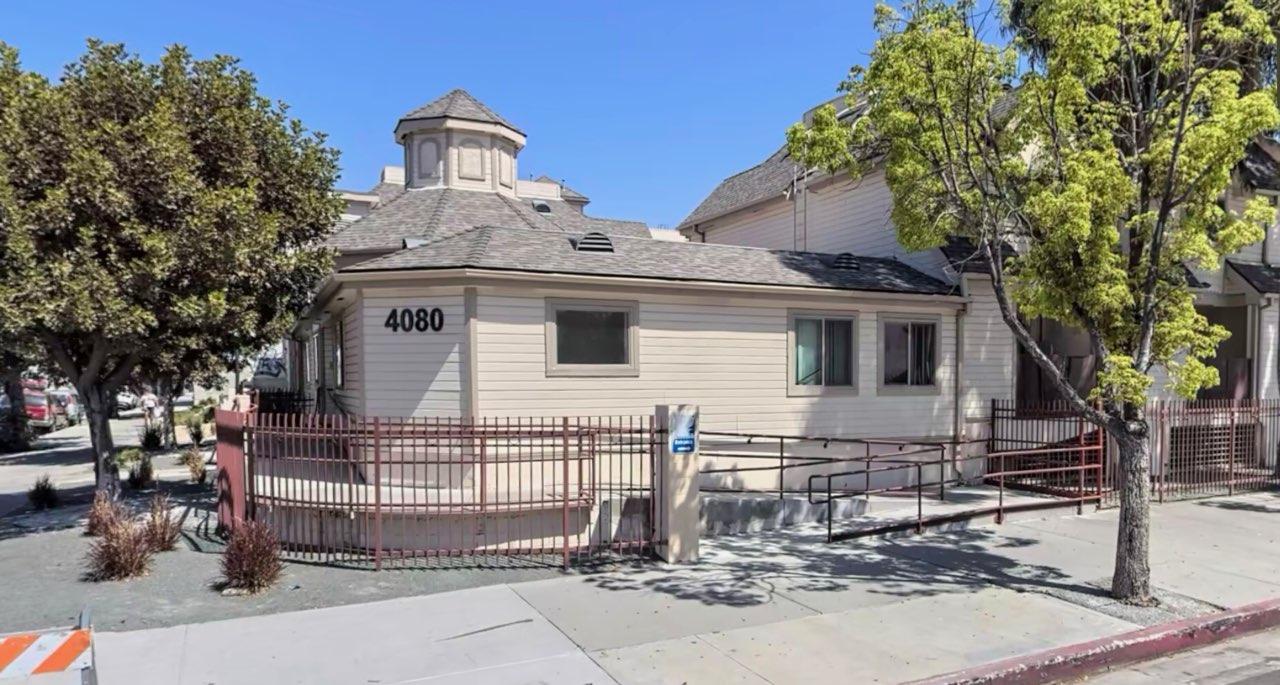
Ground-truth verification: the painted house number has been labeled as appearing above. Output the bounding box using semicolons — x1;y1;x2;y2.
383;307;444;333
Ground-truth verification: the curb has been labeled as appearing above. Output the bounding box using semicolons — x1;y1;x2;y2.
911;597;1280;684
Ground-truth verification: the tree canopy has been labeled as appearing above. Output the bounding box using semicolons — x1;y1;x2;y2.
790;0;1279;411
0;40;341;488
787;0;1280;603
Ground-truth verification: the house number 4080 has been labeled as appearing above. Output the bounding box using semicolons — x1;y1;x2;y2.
384;307;444;333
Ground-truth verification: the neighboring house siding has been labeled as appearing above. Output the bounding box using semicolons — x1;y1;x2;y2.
961;278;1016;424
361;292;465;417
327;300;364;415
475;290;960;438
695;171;950;279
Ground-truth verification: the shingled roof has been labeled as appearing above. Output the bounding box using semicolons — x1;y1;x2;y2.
399;89;522;134
678;147;796;228
344;226;954;296
1228;260;1280;294
327;187;651;253
1240;141;1280;192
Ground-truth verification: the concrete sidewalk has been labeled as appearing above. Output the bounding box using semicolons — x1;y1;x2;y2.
91;491;1280;684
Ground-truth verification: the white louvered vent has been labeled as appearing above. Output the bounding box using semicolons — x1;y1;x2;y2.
833;252;859;270
574;232;614;253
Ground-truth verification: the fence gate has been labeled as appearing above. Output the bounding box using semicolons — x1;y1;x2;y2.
217;413;660;569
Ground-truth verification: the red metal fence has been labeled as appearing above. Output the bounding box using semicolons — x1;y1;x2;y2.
992;399;1280;505
217;412;660;569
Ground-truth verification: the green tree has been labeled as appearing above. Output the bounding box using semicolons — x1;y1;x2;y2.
789;0;1280;603
0;41;340;494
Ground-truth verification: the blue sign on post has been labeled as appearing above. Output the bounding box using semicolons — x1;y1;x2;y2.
668;405;699;455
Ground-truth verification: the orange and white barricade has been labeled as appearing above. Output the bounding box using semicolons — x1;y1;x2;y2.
0;610;94;684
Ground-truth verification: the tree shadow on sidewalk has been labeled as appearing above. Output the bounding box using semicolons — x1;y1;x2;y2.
579;524;1101;610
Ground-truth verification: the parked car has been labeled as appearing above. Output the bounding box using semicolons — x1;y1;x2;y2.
24;391;66;433
116;391;139;410
49;390;83;426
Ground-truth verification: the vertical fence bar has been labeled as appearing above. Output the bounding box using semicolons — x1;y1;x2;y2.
778;436;785;500
373;417;382;571
1229;400;1237;496
562;416;570;570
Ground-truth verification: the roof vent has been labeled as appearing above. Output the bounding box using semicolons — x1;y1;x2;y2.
833;253;859;270
403;237;429;249
574;232;614;253
532;200;552;214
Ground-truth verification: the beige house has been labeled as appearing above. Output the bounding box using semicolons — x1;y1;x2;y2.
286;90;974;442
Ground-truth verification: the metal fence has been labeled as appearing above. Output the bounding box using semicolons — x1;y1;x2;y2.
992;399;1280;505
697;428;1102;541
217;412;661;569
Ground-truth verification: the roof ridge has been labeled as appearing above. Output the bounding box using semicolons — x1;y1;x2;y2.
467;226;495;263
497;192;554;231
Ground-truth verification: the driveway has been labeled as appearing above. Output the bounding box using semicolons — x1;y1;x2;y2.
0;414;146;517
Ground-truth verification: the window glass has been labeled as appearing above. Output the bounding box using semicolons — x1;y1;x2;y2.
795;318;823;385
883;322;910;385
823;320;853;386
556;309;628;365
794;316;854;388
911;322;935;386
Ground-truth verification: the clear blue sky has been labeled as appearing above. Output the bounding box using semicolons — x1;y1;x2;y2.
0;1;882;228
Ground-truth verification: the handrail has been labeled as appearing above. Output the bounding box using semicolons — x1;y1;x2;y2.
806;446;1105;542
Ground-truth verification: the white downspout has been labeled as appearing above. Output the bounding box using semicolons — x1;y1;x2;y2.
952;276;969;480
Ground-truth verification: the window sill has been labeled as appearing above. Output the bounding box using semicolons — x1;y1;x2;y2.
546;365;641;378
878;384;941;397
787;385;859;398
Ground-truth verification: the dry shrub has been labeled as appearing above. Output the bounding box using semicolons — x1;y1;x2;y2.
27;475;59;510
86;491;124;536
180;447;207;484
221;521;282;594
86;520;153;581
144;493;181;552
126;456;153;490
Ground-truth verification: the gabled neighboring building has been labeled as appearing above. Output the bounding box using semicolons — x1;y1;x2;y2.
678;98;1280;428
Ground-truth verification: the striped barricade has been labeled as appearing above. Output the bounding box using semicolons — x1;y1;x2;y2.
0;611;94;683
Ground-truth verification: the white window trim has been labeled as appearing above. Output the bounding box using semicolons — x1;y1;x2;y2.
878;314;942;396
787;310;859;397
545;298;640;378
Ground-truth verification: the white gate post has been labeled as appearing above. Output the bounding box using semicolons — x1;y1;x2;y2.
656;404;700;563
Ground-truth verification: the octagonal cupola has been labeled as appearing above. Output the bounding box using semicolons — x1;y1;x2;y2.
394;89;526;194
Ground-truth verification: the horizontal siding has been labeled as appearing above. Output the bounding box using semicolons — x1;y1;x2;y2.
699;170;950;280
362;295;464;417
476;293;961;439
961;280;1015;423
328;301;363;415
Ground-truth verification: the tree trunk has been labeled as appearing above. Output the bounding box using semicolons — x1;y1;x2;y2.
1110;418;1154;605
1;370;28;451
82;384;119;497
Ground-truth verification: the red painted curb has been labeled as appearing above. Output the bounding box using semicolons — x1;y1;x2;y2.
910;597;1280;684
